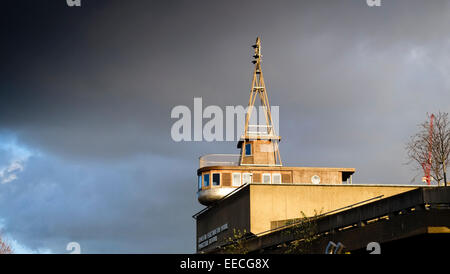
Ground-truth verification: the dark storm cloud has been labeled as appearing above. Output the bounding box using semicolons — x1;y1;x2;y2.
0;152;200;253
1;0;450;252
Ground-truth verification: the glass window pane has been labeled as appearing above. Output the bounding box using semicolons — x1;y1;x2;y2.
243;173;252;184
273;173;281;184
204;174;210;187
198;175;202;190
245;143;252;156
263;174;271;184
232;173;241;187
212;173;220;186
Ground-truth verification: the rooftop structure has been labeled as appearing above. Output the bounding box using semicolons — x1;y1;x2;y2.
196;37;355;206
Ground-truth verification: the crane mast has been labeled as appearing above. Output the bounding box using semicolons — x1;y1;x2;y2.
422;114;434;185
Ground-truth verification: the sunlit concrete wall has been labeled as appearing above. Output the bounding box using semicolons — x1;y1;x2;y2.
249;184;418;234
196;183;418;252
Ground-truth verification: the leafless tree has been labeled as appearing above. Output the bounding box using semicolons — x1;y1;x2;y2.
0;234;13;254
406;112;450;186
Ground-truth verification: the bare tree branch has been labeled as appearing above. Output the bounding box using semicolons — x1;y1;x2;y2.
406;112;450;186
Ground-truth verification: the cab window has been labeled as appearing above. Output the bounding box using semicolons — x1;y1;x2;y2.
204;174;210;187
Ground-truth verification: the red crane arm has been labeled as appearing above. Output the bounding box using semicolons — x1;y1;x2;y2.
422;114;434;185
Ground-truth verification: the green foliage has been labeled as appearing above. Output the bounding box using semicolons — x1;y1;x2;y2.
221;228;249;254
282;210;322;254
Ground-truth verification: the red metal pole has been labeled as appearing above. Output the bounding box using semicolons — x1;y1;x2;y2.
425;114;434;185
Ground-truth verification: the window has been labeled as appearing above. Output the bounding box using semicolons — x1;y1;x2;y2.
198;175;202;190
245;143;252;156
262;173;271;184
232;173;241;187
311;175;320;184
204;174;210;187
212;173;220;186
242;173;252;185
273;173;281;184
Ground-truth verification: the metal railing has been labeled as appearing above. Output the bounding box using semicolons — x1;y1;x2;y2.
199;154;241;168
247;125;272;136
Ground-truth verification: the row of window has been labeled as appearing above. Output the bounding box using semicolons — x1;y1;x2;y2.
198;172;282;190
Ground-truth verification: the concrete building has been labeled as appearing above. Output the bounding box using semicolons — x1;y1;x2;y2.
193;38;448;254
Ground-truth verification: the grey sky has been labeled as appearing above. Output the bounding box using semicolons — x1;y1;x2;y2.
0;0;449;253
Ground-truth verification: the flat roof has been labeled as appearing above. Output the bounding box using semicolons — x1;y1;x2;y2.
198;165;356;173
